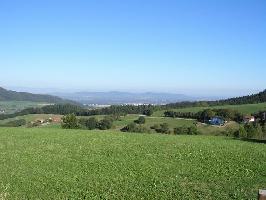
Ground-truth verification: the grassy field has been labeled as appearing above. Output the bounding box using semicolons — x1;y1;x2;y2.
0;127;265;199
153;102;266;117
113;114;195;130
0;101;50;114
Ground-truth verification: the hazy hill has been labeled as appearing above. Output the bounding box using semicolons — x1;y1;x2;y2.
219;89;266;105
0;87;77;104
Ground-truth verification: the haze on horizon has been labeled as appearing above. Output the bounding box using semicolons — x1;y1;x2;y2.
0;0;265;97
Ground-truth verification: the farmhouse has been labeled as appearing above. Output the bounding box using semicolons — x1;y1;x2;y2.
243;115;255;123
36;119;45;124
209;117;225;126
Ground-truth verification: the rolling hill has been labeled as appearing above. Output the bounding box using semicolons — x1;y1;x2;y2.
218;89;266;105
0;87;77;104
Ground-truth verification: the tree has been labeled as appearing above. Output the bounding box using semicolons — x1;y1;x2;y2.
87;117;98;130
97;118;113;130
143;109;153;116
79;117;98;130
135;116;146;124
198;109;215;122
61;114;79;129
156;123;171;134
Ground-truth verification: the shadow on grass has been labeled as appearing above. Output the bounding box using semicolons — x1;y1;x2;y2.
234;138;266;144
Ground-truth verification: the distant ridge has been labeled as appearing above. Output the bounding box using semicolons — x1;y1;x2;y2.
164;89;266;109
0;87;78;104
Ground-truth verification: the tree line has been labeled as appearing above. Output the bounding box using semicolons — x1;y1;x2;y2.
162;89;266;110
0;104;155;120
164;108;244;122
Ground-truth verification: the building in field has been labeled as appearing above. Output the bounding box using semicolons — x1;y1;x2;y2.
243;115;255;123
209;117;225;126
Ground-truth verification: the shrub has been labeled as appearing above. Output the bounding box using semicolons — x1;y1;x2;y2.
79;117;98;130
174;126;199;135
121;123;150;133
150;124;160;130
143;109;153;116
224;127;235;137
97;118;113;130
244;123;257;139
255;123;264;139
156;123;171;134
234;126;247;138
174;126;188;135
61;114;80;129
187;126;199;135
134;116;146;124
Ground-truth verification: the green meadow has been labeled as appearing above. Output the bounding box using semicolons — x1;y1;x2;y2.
0;127;265;199
153;102;266;117
0;101;50;114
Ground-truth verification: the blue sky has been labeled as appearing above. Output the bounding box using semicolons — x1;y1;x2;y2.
0;0;265;96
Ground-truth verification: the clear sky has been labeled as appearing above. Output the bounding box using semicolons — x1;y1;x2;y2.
0;0;265;96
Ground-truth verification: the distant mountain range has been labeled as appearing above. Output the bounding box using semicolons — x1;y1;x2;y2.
0;87;77;104
1;86;265;109
53;91;201;105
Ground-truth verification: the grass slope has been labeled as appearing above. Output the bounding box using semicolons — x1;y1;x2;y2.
0;127;265;199
0;101;50;114
153;102;266;117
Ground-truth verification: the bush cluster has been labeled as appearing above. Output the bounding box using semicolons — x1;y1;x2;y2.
154;123;171;134
174;126;199;135
121;123;150;133
61;114;115;130
165;108;244;123
134;116;146;124
234;122;266;139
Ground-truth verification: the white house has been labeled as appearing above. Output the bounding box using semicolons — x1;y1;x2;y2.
243;116;255;123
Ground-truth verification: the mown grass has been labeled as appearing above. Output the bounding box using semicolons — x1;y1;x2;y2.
153;102;266;117
0;127;265;199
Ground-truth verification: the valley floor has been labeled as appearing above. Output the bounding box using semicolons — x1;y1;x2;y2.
0;127;265;199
